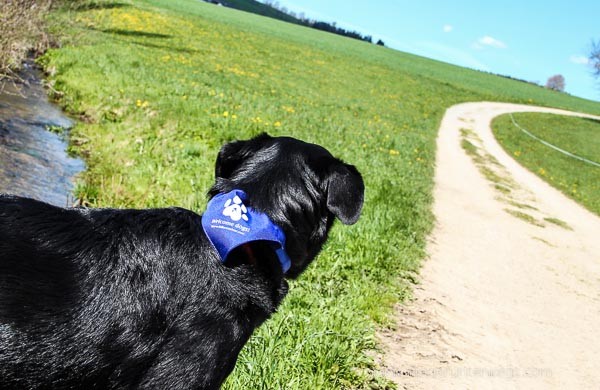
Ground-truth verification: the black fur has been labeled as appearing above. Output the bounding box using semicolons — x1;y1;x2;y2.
0;134;364;389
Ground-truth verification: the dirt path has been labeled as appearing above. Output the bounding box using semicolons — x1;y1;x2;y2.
379;102;600;389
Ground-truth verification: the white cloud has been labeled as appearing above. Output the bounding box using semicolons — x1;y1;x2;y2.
443;24;453;33
473;35;507;49
570;55;590;65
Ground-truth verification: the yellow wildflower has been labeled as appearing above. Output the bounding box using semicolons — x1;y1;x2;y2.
136;100;149;108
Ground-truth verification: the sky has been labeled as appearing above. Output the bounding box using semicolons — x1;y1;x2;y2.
270;0;600;102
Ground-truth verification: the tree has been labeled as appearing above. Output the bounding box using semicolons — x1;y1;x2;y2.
545;74;565;92
591;40;600;78
376;39;385;46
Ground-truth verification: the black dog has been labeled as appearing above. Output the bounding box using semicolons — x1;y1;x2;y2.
0;134;364;389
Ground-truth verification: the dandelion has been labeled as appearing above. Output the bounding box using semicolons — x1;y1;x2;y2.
274;121;282;127
514;151;521;157
389;149;399;155
223;111;229;118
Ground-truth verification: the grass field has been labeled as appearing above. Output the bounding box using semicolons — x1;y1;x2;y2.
493;113;600;216
40;0;600;387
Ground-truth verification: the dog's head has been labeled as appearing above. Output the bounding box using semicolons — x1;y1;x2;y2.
208;133;364;278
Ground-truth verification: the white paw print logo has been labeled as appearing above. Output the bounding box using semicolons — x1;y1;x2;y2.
222;195;249;222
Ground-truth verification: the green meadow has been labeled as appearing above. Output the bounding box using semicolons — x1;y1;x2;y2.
493;113;600;216
41;0;600;387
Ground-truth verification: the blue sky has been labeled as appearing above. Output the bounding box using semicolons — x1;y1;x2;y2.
271;0;600;102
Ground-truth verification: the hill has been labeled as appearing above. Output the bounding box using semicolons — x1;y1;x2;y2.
42;0;600;388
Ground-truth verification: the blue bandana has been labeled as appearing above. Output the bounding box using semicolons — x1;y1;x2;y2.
201;189;291;273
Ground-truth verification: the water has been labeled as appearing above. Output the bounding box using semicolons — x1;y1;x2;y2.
0;62;85;207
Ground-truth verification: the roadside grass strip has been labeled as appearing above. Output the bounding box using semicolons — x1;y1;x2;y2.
509;113;600;168
493;113;600;216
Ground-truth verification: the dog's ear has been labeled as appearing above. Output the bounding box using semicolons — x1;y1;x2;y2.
215;133;272;179
215;140;247;179
325;162;364;225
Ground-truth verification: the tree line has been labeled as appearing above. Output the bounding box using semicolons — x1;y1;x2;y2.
262;0;384;45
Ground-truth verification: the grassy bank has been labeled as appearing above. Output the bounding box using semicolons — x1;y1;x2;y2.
0;0;52;80
0;0;98;81
493;113;600;216
41;0;600;387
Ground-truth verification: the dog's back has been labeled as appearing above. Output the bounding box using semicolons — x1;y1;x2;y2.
0;195;242;389
0;194;84;326
1;195;87;386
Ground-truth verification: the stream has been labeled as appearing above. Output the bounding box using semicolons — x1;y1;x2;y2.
0;62;85;207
